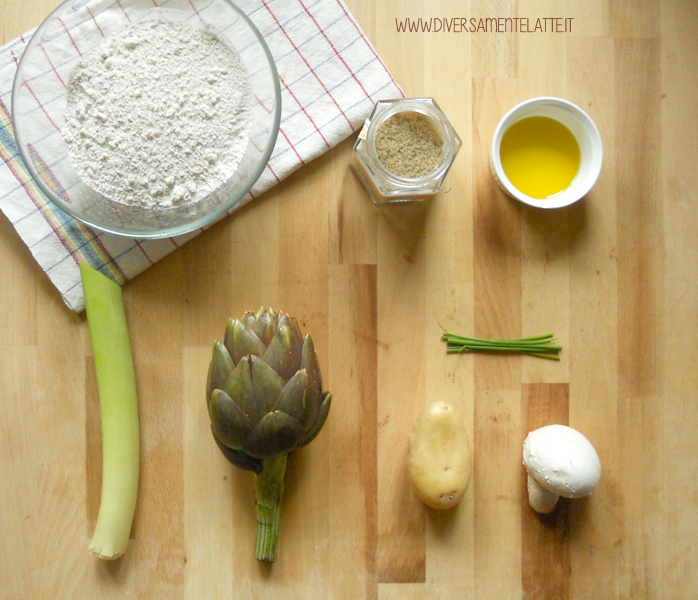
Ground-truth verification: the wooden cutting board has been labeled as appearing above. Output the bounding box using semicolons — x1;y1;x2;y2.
2;0;697;598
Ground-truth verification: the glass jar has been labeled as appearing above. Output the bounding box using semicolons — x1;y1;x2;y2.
351;98;461;203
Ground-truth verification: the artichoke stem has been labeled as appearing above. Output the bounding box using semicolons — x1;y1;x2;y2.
254;455;287;563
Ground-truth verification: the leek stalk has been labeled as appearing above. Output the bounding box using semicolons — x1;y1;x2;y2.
81;264;140;560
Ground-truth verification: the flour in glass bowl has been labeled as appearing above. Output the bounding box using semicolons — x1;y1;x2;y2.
62;19;253;210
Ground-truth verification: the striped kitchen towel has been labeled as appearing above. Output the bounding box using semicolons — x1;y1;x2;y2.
0;0;403;312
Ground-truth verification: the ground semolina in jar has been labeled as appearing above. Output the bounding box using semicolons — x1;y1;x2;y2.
351;98;461;203
374;111;444;178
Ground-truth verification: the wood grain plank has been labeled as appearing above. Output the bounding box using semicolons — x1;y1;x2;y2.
126;258;187;599
615;393;664;600
615;38;664;600
181;222;235;347
566;0;608;36
660;0;698;396
224;191;281;318
378;582;424;600
660;391;698;595
423;62;472;286
660;0;698;593
520;205;570;386
376;202;427;583
35;286;85;465
424;176;472;285
518;0;567;99
345;0;376;43
425;282;475;593
615;39;663;400
566;35;622;600
375;0;426;96
0;216;37;346
520;383;570;600
330;140;378;265
472;77;522;391
34;464;87;599
84;548;138;599
0;346;39;599
610;0;659;39
518;0;571;385
473;389;523;600
471;0;518;78
182;347;234;600
0;0;59;44
423;4;472;287
328;264;378;600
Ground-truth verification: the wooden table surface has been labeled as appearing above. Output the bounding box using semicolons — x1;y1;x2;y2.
2;0;698;598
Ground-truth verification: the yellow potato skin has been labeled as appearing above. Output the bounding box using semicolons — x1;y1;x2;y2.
408;401;472;509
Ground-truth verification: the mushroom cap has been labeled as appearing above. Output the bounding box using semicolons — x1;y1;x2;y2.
523;424;601;499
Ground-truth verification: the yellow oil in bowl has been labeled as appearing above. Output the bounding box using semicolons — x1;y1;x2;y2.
499;116;580;200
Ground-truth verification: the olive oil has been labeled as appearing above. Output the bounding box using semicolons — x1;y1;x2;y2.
499;116;581;199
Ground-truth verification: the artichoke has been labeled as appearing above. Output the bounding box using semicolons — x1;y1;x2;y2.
206;307;331;562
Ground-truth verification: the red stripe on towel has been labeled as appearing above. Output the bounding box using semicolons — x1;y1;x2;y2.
38;44;67;88
279;74;330;149
263;0;354;132
298;0;374;105
55;17;82;56
22;82;60;131
86;7;106;37
333;0;404;97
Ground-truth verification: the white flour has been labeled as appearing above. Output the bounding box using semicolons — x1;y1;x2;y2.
62;19;252;209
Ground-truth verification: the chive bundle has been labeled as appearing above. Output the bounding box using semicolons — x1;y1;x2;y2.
442;332;562;360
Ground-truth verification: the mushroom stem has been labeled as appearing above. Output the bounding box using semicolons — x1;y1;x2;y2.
527;474;559;514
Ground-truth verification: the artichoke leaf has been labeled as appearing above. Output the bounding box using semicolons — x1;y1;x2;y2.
251;307;278;346
224;318;266;364
272;369;314;425
289;317;303;349
299;335;323;421
299;393;331;447
223;356;259;422
206;341;235;407
242;311;257;330
262;323;302;383
209;389;254;450
253;307;266;321
244;410;306;459
212;429;262;474
249;355;285;415
301;334;323;392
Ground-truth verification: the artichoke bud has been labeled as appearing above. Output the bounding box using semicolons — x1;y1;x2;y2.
208;308;331;468
207;308;332;563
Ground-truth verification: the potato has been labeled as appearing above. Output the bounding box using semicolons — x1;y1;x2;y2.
407;401;472;509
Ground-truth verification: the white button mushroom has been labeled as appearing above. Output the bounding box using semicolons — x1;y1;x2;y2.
522;424;601;514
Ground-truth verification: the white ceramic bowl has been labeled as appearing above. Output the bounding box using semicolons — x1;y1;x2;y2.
12;0;281;238
490;97;603;209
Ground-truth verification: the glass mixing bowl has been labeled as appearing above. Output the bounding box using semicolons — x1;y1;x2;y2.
11;0;281;238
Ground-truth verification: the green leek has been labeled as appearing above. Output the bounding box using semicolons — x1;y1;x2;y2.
81;264;140;560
